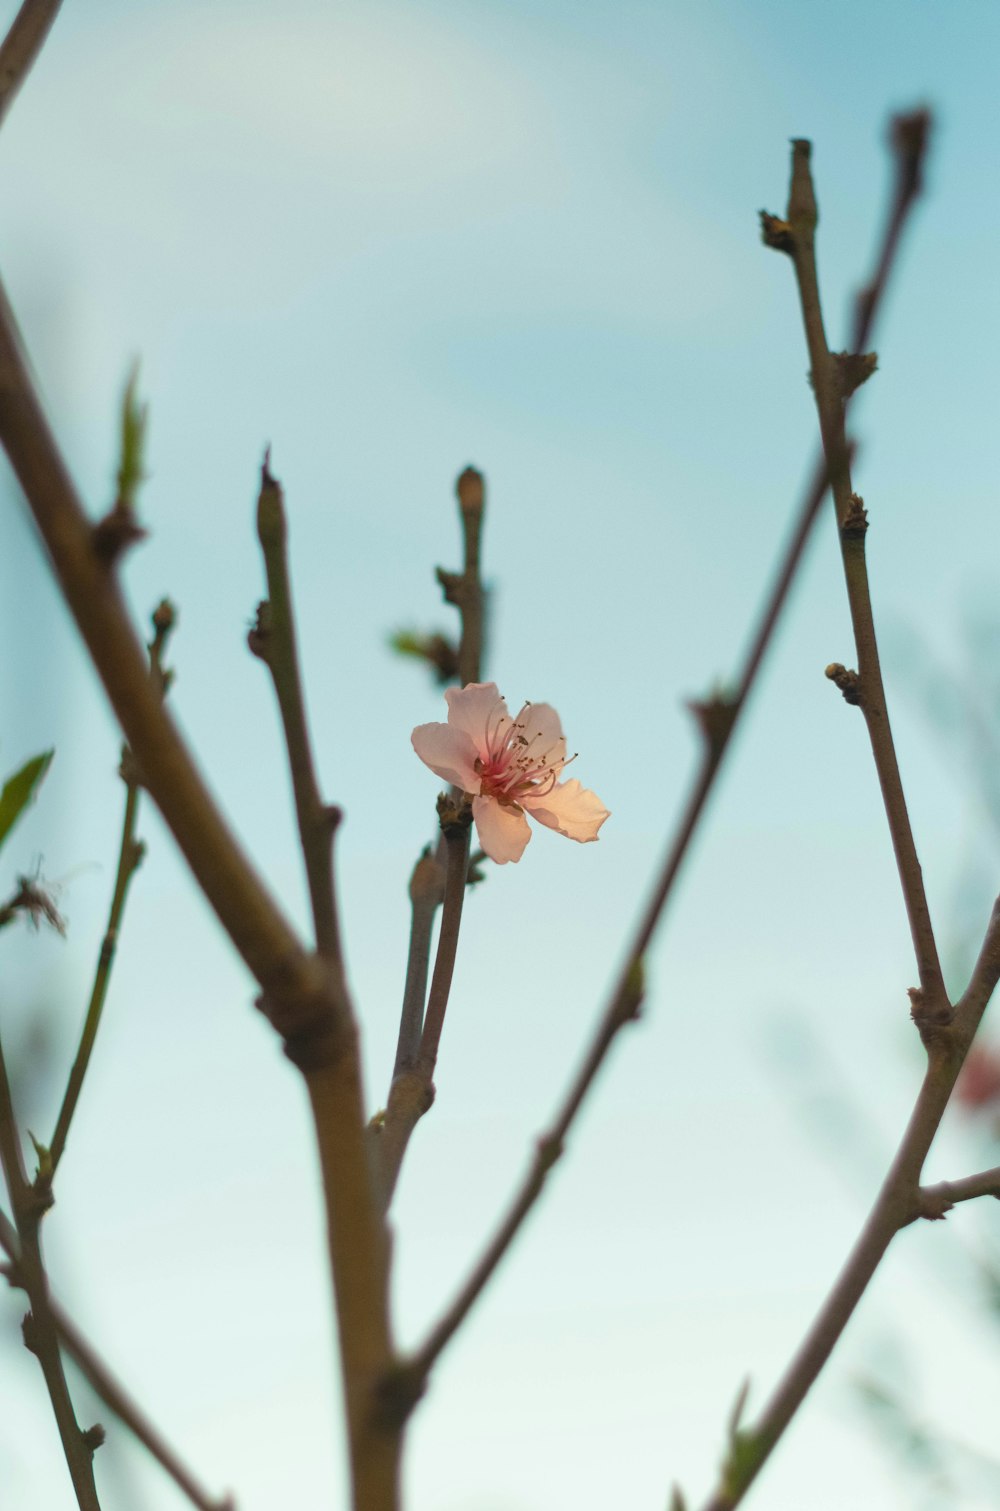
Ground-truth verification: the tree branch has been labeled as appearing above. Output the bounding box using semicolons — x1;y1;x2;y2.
399;103;934;1419
0;274;341;1051
779;121;946;1015
436;466;485;688
375;803;471;1210
0;1036;101;1509
0;264;396;1510
250;457;344;966
47;603;174;1181
0;1209;234;1511
917;1166;1000;1220
0;0;61;127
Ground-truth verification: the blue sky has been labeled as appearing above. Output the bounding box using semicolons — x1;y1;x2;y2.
2;2;1000;1508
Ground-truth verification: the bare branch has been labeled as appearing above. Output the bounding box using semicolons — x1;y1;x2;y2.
0;1036;101;1509
0;1209;234;1511
0;274;343;1059
46;604;175;1180
774;125;947;1016
251;457;344;968
917;1167;1000;1220
0;0;61;128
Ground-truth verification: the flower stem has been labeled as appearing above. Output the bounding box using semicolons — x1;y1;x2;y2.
375;811;471;1210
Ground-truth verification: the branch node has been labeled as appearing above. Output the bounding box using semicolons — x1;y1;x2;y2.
436;791;473;836
21;1308;39;1355
435;565;462;605
81;1423;106;1455
824;663;862;705
247;599;272;662
841;492;869;538
686;692;739;754
759;210;794;255
536;1133;564;1173
832;350;878;398
907;986;954;1048
916;1183;953;1222
254;957;348;1071
91;502;147;565
373;1357;427;1430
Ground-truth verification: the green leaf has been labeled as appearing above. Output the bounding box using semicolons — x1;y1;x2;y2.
0;750;54;853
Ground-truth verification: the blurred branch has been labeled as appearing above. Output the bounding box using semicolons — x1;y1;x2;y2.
250;456;344;967
0;1209;234;1511
0;270;343;1045
0;0;61;127
0;237;396;1510
0;1036;101;1509
46;601;175;1183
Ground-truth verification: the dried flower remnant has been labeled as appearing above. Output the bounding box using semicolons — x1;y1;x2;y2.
412;682;609;864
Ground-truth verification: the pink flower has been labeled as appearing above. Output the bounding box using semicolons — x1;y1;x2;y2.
411;682;609;865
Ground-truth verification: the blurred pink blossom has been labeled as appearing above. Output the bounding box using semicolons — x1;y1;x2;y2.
412;681;609;865
955;1042;1000;1113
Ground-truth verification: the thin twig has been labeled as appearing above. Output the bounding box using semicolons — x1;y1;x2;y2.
693;115;1000;1511
392;850;446;1081
400;108;929;1401
47;606;174;1179
700;892;1000;1511
0;274;339;1047
0;254;396;1509
406;958;645;1384
376;469;489;1199
0;0;61;127
782;125;946;1014
917;1166;1000;1219
0;1036;101;1510
0;1209;234;1511
436;467;486;688
46;777;141;1177
376;808;471;1210
251;458;343;967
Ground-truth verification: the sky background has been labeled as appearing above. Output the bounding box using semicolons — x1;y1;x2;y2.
2;1;1000;1508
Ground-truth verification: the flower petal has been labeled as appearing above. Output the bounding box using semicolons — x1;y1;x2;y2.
523;778;609;843
514;702;566;766
411;723;481;793
444;682;508;758
472;794;532;864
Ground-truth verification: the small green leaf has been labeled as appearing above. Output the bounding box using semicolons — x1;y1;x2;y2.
722;1428;769;1498
116;363;148;510
29;1132;53;1187
0;750;54;853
